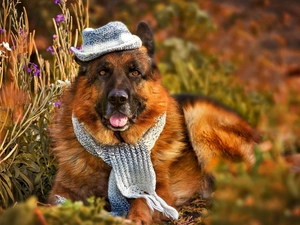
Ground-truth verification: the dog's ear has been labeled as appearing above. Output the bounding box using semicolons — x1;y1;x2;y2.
74;56;88;73
136;21;155;57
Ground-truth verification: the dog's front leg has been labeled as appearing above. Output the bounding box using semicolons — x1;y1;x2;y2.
128;198;153;225
127;181;177;224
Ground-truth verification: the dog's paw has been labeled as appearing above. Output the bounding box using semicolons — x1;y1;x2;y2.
128;217;151;225
127;210;152;225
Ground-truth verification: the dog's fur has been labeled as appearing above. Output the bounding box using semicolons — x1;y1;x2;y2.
49;22;260;224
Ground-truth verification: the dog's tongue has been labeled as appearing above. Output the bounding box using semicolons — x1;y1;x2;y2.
109;112;128;127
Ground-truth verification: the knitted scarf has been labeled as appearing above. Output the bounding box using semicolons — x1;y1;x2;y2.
56;113;178;220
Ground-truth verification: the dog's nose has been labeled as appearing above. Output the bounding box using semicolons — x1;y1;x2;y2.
108;89;128;105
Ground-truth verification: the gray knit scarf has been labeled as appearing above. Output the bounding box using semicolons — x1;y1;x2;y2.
55;113;178;220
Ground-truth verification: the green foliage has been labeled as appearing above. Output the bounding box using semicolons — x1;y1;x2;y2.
0;197;37;225
205;150;300;225
0;197;132;225
159;36;271;126
154;1;215;33
42;198;131;225
0;89;59;206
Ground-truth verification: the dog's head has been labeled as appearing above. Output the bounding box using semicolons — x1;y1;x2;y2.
71;22;168;145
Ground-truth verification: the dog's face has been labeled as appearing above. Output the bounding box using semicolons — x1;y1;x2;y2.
93;50;152;132
71;22;168;145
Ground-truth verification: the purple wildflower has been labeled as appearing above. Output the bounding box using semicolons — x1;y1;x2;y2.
19;29;27;37
24;62;41;76
54;0;61;4
35;69;40;76
53;101;62;107
0;29;5;34
46;46;55;55
55;14;65;24
53;34;57;39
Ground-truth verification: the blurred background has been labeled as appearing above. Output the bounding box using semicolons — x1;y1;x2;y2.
20;0;300;138
21;0;300;88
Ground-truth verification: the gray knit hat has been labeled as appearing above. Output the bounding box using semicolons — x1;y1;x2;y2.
71;21;142;61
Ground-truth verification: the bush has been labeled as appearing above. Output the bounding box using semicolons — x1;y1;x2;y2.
0;0;84;207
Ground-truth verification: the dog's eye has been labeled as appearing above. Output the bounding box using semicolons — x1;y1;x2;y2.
99;70;107;76
130;70;141;77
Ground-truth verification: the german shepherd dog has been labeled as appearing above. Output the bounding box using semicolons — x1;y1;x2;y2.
49;22;260;224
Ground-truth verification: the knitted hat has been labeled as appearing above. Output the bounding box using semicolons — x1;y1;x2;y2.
70;21;142;61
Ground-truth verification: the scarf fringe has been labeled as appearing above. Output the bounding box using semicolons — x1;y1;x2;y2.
142;193;179;220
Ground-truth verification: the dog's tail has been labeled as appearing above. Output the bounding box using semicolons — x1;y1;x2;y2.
174;94;261;168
